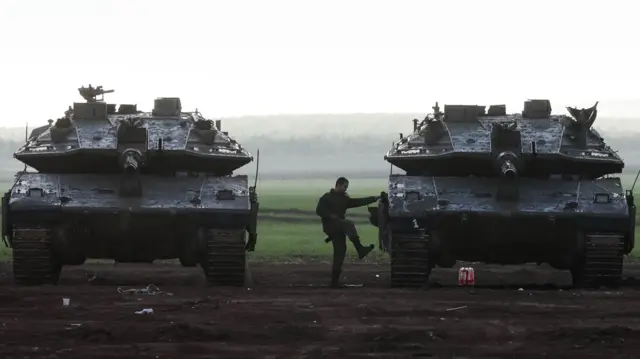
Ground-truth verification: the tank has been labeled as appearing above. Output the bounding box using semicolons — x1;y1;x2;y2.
368;100;636;289
1;85;260;286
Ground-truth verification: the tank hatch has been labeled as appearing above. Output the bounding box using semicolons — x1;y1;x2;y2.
152;97;182;117
444;105;486;122
118;104;138;114
73;102;108;121
73;85;114;121
523;99;551;119
487;105;507;116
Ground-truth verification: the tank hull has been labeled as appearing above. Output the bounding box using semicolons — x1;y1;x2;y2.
369;174;636;288
2;173;259;286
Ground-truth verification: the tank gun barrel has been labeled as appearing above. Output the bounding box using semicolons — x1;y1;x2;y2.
123;154;138;174
496;152;518;179
120;149;142;174
500;160;517;179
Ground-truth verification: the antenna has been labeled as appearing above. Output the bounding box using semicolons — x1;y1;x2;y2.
11;122;29;193
245;149;261;253
22;122;27;172
631;168;640;193
253;149;260;189
389;141;394;175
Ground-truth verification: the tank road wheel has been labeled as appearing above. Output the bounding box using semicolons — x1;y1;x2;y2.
12;227;62;286
201;229;247;286
571;233;624;289
390;231;432;288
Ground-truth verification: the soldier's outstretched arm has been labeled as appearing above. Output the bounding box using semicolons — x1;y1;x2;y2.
346;195;378;209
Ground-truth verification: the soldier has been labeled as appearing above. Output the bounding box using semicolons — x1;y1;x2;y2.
315;177;380;288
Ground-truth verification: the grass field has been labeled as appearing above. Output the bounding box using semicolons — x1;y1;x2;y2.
1;174;640;262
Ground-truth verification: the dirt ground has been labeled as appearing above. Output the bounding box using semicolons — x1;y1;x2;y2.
2;261;640;359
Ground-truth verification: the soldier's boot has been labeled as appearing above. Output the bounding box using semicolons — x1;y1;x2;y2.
331;269;341;288
352;238;375;260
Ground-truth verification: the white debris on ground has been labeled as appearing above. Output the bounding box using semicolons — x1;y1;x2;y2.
117;284;173;296
134;308;154;315
445;305;467;312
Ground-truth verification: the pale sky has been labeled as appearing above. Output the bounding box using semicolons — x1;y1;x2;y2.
1;0;639;132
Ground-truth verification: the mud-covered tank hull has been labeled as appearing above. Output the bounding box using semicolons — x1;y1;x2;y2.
369;174;636;289
2;173;259;287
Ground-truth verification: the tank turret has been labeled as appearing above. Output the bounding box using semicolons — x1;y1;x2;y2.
385;100;623;179
13;85;252;175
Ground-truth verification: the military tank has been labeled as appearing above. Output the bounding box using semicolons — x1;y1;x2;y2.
1;85;259;286
368;100;636;289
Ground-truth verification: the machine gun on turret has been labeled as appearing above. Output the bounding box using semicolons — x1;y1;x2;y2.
78;84;114;102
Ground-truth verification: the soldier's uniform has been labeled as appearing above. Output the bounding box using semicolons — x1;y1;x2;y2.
315;189;378;287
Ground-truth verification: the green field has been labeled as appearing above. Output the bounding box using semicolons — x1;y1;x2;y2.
1;174;640;263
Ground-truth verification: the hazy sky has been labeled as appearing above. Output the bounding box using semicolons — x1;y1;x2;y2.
1;0;639;130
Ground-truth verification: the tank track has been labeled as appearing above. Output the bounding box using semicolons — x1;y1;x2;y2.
12;227;61;286
390;231;432;288
574;233;625;288
202;229;247;286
